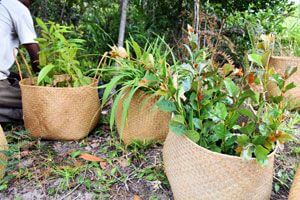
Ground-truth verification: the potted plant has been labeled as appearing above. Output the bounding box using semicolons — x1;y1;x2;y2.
161;30;298;199
18;19;100;140
262;18;300;109
100;38;174;145
0;125;8;179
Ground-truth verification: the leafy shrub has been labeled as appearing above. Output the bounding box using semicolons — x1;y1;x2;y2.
35;19;91;87
100;37;175;131
157;29;298;165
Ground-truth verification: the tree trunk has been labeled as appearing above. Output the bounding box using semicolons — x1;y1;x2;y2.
118;0;128;47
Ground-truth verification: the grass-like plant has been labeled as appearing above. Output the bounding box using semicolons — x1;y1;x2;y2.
100;37;175;131
158;29;299;165
35;18;91;87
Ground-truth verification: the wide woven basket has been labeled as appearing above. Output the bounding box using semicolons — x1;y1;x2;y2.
267;56;300;109
0;125;8;179
115;89;171;145
289;165;300;200
163;132;275;200
19;75;100;141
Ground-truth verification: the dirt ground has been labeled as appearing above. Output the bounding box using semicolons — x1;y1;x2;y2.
0;113;299;200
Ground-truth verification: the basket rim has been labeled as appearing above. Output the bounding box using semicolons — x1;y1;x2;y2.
169;131;277;162
19;75;98;90
271;56;300;61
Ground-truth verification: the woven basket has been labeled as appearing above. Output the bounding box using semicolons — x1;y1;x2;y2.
267;56;300;109
0;125;8;179
289;165;300;200
115;89;171;145
163;132;275;200
19;75;100;141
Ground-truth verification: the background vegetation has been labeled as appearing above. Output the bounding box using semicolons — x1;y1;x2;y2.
30;0;296;63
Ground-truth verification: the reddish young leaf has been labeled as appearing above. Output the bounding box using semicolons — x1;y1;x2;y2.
248;73;255;84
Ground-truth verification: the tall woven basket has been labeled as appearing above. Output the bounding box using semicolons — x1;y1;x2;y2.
0;125;8;179
267;56;300;109
115;90;171;145
289;165;300;200
19;75;100;141
163;132;275;200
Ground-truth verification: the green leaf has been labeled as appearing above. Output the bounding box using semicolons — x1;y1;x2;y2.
192;118;201;129
240;122;256;135
238;108;256;120
237;134;249;146
253;136;267;146
271;74;285;89
254;145;269;165
227;112;239;128
156;99;176;112
37;64;55;85
241;147;252;160
224;78;240;97
223;64;234;76
101;75;124;107
213;123;227;140
213;102;228;120
248;54;263;67
131;39;142;58
169;121;187;136
284;66;297;79
120;86;140;133
172;115;185;124
110;88;126;130
284;82;296;92
186;130;200;143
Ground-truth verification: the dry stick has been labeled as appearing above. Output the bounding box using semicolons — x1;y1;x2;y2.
13;49;23;80
93;52;108;81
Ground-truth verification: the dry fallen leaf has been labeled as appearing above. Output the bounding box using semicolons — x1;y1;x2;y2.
79;153;104;162
100;161;107;169
133;195;141;200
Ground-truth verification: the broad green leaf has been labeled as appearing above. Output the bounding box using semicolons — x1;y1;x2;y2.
284;82;296;92
37;64;55;85
172;115;185;124
156;99;176;112
240;122;256;135
192;118;201;129
237;134;249;146
238;108;256;120
254;145;269;165
186;130;200;143
224;78;239;97
248;54;263;67
169;121;187;136
227;112;239;128
213;102;228;120
253;136;267;146
213;123;227;140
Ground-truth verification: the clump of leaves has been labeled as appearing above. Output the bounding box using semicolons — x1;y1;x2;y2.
158;30;298;165
35;18;91;87
100;37;175;131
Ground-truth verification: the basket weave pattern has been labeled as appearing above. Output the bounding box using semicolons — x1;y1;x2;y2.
289;165;300;200
267;56;300;109
20;76;100;141
163;132;275;200
115;90;171;145
0;125;8;179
